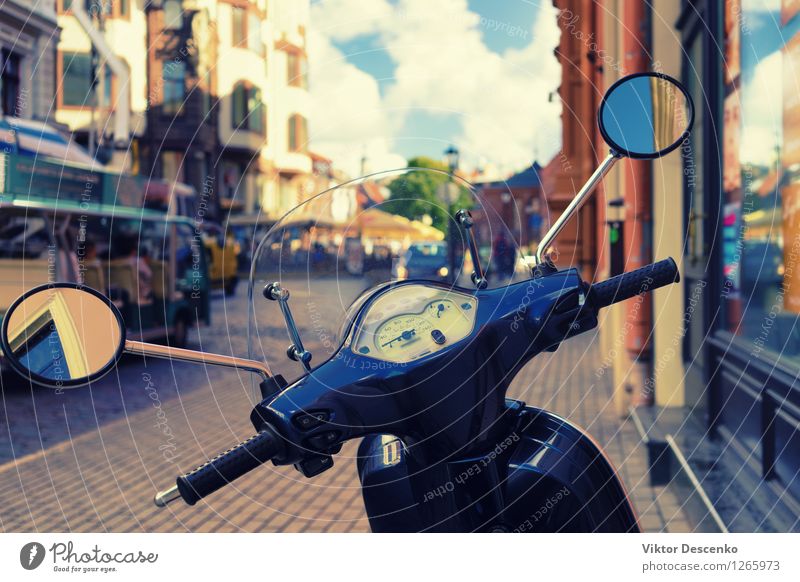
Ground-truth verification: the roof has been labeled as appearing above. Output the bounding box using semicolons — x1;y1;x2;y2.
357;181;386;208
476;162;542;190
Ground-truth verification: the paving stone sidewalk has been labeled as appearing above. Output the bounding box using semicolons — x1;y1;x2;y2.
0;334;689;532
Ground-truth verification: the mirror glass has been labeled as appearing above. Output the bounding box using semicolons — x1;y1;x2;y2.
599;73;693;158
1;286;123;386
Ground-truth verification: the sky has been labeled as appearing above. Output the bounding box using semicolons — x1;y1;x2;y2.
307;0;563;178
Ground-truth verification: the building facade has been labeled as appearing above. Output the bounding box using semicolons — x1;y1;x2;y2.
540;0;606;281
672;0;800;526
52;0;313;221
0;0;60;122
475;163;546;254
553;0;800;530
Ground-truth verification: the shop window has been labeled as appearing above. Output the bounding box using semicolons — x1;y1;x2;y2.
720;1;800;363
288;114;308;152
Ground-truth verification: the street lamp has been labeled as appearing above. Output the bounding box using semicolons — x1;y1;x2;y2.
444;145;460;175
443;146;460;283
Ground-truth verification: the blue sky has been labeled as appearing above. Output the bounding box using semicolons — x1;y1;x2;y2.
331;1;539;94
308;0;561;177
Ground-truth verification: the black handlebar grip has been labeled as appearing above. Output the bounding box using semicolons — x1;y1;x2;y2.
588;258;680;309
175;429;281;506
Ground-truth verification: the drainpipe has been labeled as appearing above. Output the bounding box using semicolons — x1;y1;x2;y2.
72;2;130;150
622;1;654;406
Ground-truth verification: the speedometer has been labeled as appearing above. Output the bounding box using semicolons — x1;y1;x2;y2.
376;315;433;351
351;284;478;363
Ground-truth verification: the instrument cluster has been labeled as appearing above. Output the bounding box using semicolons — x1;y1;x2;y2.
351;284;478;363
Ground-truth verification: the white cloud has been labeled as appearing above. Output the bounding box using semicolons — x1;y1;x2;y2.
307;25;406;176
308;0;562;177
309;0;394;42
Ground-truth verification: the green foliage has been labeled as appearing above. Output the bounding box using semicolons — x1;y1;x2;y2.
385;157;472;232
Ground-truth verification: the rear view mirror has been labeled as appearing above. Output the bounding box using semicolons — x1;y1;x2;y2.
598;72;694;159
2;283;275;390
0;283;125;388
535;72;694;266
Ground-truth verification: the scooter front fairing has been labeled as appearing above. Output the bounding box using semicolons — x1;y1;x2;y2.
244;169;639;532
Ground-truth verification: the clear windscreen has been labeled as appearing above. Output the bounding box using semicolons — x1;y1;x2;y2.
246;168;530;385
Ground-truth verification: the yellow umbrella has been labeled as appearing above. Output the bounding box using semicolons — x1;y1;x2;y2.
357;209;444;242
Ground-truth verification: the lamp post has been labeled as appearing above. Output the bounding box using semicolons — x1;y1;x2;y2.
443;145;460;283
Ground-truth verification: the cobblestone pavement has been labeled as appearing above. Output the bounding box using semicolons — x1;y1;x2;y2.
0;280;689;532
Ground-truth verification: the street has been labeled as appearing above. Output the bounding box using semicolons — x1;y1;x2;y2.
0;281;693;533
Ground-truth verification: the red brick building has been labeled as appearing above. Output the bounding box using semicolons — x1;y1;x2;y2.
475;163;545;252
540;0;607;280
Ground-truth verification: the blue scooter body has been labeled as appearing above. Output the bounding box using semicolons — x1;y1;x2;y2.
357;400;639;533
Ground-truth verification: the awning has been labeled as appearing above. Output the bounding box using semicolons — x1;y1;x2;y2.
357;208;444;241
0;118;98;166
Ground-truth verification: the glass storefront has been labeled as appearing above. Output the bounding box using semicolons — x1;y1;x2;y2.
721;0;800;366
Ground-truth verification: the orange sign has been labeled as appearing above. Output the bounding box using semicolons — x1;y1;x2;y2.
725;0;741;84
782;183;800;313
784;34;800;167
723;92;741;192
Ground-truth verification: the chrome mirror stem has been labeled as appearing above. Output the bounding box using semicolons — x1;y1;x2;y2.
456;210;488;289
263;283;312;370
535;151;621;266
125;340;272;381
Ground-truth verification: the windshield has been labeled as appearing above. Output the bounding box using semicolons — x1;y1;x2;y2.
246;168;529;385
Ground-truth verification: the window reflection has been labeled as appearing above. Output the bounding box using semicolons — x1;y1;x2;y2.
722;0;800;362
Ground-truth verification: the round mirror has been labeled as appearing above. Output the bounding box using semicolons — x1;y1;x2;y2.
598;72;694;159
0;284;125;388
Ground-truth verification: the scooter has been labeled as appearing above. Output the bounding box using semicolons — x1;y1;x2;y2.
0;72;693;532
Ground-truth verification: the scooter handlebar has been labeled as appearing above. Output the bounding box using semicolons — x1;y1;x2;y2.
154;428;282;507
587;257;680;309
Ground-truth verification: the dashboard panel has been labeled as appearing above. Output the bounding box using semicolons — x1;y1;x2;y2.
351;284;478;363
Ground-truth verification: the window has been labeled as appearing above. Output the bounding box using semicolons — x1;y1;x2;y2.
231;82;265;133
232;6;246;46
160;151;185;184
288;114;308;152
287;52;308;88
60;52;112;107
232;84;247;127
720;2;800;363
1;50;21;117
64;0;129;18
247;12;263;54
248;88;264;133
222;161;244;202
163;0;183;30
162;60;186;114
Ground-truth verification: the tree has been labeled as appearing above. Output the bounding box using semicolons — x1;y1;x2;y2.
385;157;472;232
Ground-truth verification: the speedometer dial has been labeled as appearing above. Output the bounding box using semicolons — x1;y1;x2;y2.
351;284;478;363
376;315;432;351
